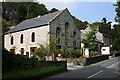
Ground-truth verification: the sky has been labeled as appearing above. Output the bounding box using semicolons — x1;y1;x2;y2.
0;0;118;24
37;0;117;23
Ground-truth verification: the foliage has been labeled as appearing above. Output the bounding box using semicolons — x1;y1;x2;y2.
114;1;120;23
72;15;88;29
82;29;97;52
34;44;49;61
2;2;49;33
111;24;120;52
60;45;82;58
3;66;65;79
34;35;58;60
111;1;120;52
112;38;120;51
2;19;15;33
2;48;37;73
90;51;99;56
2;2;49;24
60;45;69;58
69;49;82;58
50;35;58;55
49;8;59;13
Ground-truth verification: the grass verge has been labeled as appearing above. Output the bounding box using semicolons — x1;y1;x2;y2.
3;66;66;80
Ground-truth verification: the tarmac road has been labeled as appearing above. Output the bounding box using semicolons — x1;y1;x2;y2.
46;56;120;80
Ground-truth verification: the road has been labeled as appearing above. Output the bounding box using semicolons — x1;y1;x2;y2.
46;56;120;79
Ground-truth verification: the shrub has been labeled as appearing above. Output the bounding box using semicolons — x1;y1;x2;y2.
2;48;37;73
70;49;82;58
61;45;70;58
90;51;98;56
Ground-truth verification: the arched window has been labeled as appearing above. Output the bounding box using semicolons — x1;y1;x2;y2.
11;36;13;45
73;32;77;47
56;27;61;45
56;27;61;38
31;32;35;42
65;22;69;45
20;34;23;44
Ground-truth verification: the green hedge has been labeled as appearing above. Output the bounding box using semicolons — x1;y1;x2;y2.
3;66;65;80
3;48;67;73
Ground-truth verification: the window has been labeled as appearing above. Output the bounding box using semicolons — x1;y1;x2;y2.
31;32;35;42
20;34;23;44
73;40;76;47
65;22;69;45
21;48;24;55
11;36;13;45
56;27;61;45
73;32;77;47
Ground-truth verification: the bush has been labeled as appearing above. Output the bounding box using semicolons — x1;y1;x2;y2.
61;45;70;58
3;66;65;79
2;48;37;73
70;49;82;58
90;51;98;56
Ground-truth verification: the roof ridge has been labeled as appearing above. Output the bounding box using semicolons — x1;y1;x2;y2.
41;8;65;17
18;9;66;23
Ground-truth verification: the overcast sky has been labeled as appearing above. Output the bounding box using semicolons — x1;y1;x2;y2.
38;0;117;23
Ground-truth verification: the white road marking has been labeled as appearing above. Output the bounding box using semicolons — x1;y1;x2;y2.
116;61;120;64
107;64;115;68
87;70;103;78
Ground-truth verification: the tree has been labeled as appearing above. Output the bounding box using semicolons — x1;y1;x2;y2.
34;44;49;61
111;24;120;52
110;1;120;52
101;17;107;24
34;35;58;61
72;15;88;29
82;29;97;52
114;1;120;23
2;2;49;33
49;8;58;13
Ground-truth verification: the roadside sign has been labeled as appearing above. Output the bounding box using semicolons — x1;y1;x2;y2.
101;47;110;55
85;49;89;57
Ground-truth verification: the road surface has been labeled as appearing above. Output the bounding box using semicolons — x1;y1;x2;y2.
46;56;120;79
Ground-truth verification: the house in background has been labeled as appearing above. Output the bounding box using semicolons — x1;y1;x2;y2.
4;8;80;58
80;24;111;54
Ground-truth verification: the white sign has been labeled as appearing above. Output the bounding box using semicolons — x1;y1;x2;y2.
101;47;110;55
85;49;89;57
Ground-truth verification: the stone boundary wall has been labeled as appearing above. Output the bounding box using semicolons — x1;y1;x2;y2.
56;55;109;66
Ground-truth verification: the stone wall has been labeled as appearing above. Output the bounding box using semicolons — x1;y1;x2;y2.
56;55;109;66
50;9;80;49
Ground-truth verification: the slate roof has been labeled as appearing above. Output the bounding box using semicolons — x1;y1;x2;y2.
6;9;65;34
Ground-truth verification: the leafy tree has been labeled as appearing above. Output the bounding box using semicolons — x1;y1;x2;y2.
82;29;97;52
114;1;120;23
60;45;69;58
34;44;49;61
72;15;88;29
49;8;58;13
101;17;107;24
111;24;120;52
34;35;58;61
110;1;120;52
91;18;112;36
2;2;49;33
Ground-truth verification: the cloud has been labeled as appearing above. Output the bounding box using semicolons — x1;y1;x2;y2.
38;1;78;11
